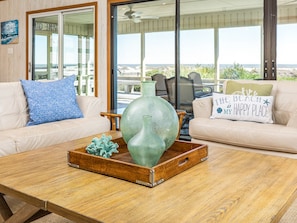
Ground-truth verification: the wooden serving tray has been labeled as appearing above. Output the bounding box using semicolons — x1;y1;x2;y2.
67;137;208;187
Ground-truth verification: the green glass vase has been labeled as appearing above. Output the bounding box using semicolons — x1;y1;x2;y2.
128;115;166;167
120;81;179;150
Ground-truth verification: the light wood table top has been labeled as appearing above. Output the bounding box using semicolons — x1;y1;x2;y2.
1;131;297;223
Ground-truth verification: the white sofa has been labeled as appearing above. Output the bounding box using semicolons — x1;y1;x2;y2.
189;80;297;159
0;81;110;157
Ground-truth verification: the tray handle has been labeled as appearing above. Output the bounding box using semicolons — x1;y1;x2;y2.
178;157;189;166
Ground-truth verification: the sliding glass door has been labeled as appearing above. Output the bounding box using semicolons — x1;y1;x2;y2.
28;4;96;95
112;0;175;109
110;0;295;110
277;0;297;80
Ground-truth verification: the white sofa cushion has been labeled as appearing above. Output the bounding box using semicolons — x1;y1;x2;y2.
272;81;297;125
287;114;297;128
76;95;103;117
0;82;28;130
189;117;297;154
1;116;110;154
0;135;16;156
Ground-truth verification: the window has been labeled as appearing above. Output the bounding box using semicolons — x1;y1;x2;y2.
180;29;214;83
27;3;97;95
263;0;297;81
110;0;175;109
146;32;175;67
277;24;297;80
219;26;262;80
109;0;268;109
109;0;297;110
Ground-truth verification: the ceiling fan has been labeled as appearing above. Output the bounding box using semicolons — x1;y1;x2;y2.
122;6;159;23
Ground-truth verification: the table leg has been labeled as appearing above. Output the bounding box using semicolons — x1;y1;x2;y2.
0;193;13;220
4;203;40;223
0;193;44;223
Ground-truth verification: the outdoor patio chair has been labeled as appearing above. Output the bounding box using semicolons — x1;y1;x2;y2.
165;76;195;137
151;73;168;100
188;72;213;98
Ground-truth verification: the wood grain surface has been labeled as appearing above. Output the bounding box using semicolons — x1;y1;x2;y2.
1;131;297;223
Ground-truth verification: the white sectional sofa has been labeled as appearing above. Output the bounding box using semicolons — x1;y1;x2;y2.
0;80;110;156
189;80;297;159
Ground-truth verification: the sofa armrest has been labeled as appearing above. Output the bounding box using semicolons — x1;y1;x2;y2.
76;96;103;117
192;96;213;118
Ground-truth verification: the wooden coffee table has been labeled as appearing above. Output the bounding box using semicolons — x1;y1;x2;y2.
1;130;297;223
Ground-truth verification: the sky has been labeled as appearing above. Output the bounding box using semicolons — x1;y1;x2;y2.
117;26;261;65
277;24;297;64
34;24;297;66
117;24;297;65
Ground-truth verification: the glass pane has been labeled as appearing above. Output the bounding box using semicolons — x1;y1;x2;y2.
117;33;141;99
34;35;48;79
145;31;175;76
116;0;175;109
63;10;95;95
180;0;263;89
33;15;59;81
32;8;95;95
219;26;262;80
277;0;297;80
180;29;215;93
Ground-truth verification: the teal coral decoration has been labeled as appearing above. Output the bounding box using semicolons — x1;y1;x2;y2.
86;134;119;158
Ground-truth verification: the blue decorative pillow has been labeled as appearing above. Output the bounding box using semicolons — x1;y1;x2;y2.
21;75;83;126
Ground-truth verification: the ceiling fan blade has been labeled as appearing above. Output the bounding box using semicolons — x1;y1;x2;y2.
124;10;135;18
140;16;159;20
133;18;142;23
133;11;142;16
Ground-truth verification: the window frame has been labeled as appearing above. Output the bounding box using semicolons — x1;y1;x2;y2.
26;2;98;96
